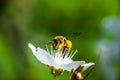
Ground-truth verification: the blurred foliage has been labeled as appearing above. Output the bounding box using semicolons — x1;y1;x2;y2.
0;0;119;80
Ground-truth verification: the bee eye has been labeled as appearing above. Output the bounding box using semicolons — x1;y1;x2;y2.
53;39;58;44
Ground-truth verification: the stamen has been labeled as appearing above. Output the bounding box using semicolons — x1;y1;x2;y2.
55;51;59;59
68;50;73;58
50;46;53;55
46;45;50;54
53;50;56;57
70;50;78;58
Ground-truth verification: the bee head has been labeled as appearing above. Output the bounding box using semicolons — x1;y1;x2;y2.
51;36;66;50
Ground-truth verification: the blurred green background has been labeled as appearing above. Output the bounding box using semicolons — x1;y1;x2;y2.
0;0;120;80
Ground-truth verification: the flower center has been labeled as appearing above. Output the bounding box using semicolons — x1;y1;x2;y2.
46;45;78;65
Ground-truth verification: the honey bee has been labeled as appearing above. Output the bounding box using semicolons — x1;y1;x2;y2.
51;36;72;56
51;32;81;57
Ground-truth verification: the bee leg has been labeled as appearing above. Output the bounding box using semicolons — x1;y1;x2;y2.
62;48;68;58
63;54;66;58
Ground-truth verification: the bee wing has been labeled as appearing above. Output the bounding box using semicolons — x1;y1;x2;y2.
65;32;82;38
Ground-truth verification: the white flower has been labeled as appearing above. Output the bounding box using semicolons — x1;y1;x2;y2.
28;43;94;72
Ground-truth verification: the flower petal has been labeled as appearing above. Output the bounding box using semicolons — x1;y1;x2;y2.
28;43;56;66
60;61;85;71
81;62;95;71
